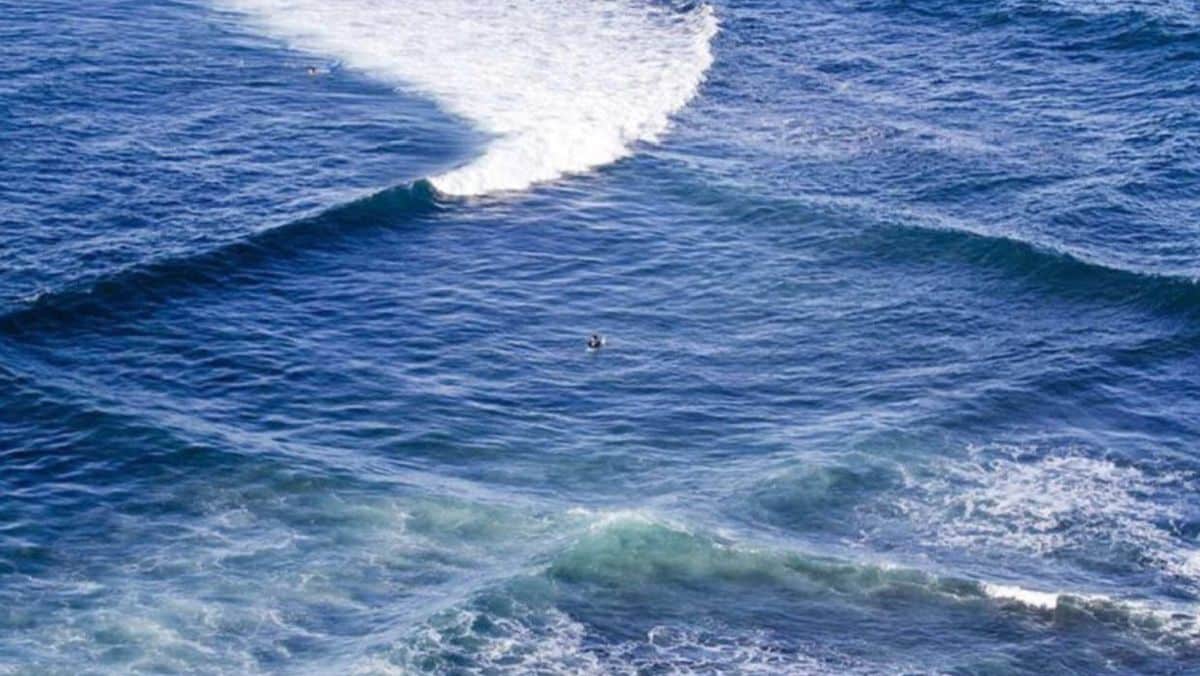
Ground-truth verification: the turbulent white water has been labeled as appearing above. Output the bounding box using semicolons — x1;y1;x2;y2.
216;0;718;196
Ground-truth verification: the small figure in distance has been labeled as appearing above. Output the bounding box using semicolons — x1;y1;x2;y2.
307;66;319;76
587;333;605;351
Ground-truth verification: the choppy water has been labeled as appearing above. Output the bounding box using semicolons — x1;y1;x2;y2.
2;0;1199;673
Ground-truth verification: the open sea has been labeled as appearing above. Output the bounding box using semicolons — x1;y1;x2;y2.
2;0;1199;673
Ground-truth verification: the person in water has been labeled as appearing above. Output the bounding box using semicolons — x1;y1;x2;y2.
587;334;604;350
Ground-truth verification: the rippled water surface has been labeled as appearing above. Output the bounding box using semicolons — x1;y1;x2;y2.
2;0;1199;673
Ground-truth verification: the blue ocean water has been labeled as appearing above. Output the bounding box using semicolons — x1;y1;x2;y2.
2;0;1199;672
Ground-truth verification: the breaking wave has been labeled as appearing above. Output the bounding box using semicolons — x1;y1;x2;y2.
375;509;1199;673
216;0;718;195
897;445;1200;591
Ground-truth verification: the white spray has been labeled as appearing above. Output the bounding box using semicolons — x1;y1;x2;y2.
216;0;718;196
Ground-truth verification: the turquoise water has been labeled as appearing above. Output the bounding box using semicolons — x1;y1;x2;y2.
2;0;1199;673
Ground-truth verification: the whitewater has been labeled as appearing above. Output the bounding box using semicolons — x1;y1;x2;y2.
216;0;718;195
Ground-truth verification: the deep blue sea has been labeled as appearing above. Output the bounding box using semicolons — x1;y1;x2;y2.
2;0;1199;673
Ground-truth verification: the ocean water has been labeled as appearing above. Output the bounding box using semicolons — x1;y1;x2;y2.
2;0;1199;673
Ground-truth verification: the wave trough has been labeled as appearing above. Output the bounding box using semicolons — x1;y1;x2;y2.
216;0;718;196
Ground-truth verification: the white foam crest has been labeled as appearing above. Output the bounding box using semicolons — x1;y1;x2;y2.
567;505;694;534
900;447;1200;588
980;582;1078;610
978;581;1200;641
216;0;718;195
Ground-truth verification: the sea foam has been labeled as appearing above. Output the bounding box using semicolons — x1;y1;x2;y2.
216;0;718;196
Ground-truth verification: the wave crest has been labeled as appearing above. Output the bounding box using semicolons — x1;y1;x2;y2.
0;183;439;335
217;0;718;195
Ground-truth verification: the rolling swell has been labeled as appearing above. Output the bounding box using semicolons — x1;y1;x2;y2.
700;176;1200;319
994;0;1200;48
864;0;1200;48
0;181;441;337
863;217;1200;318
